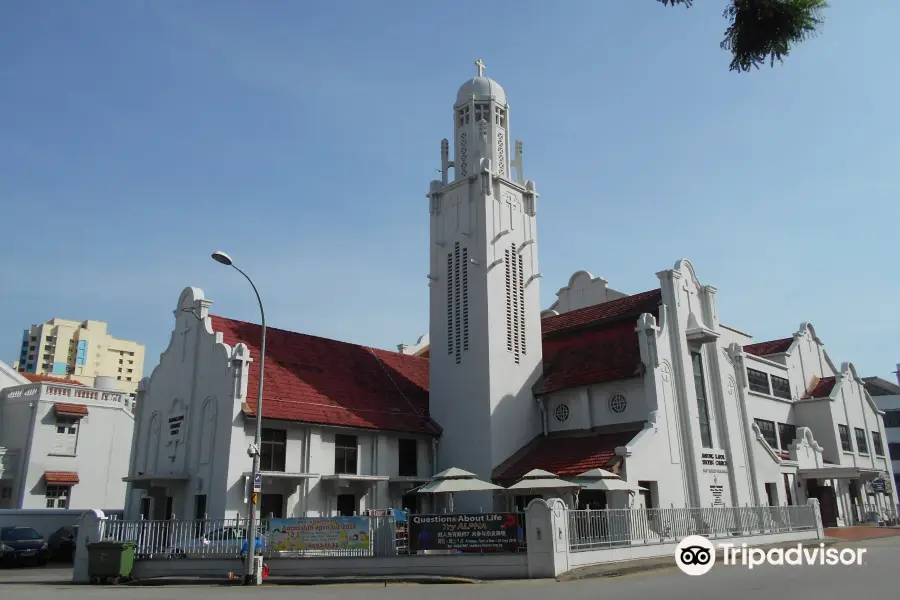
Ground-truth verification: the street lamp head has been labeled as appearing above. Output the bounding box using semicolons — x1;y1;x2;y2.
211;251;234;266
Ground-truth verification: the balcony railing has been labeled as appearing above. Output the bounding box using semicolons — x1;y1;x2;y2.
2;383;134;410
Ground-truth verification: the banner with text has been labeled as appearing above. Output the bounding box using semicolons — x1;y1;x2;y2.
408;513;521;552
268;516;371;552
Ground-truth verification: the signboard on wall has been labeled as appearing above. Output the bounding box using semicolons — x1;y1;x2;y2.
268;516;371;552
408;513;521;552
701;452;729;474
699;451;732;508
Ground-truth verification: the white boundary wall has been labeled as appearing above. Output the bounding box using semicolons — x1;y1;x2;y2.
72;498;824;583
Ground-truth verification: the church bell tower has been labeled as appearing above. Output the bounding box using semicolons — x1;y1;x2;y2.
427;60;543;508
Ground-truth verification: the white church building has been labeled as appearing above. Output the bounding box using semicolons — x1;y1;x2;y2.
124;63;896;527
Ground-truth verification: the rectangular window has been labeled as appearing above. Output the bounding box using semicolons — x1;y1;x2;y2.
770;375;792;400
691;352;713;448
838;424;853;452
45;485;70;509
783;473;794;506
872;431;884;456
778;423;798;450
746;368;771;395
194;494;207;528
765;482;778;506
398;438;418;477
889;443;900;460
53;417;79;455
884;410;900;428
139;497;151;520
334;434;358;475
855;428;869;455
755;419;778;448
259;428;287;472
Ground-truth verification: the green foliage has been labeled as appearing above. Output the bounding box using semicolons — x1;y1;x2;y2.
657;0;827;72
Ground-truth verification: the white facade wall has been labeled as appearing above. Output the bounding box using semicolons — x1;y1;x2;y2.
0;360;28;391
527;260;895;522
872;390;900;494
427;73;543;511
118;69;896;527
126;287;436;521
0;380;134;510
542;379;646;434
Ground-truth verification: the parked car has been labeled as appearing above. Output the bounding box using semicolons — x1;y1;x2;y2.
48;525;78;562
0;526;50;566
167;525;268;558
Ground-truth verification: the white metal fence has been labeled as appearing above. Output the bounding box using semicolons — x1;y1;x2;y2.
568;505;818;552
102;515;402;559
99;512;526;559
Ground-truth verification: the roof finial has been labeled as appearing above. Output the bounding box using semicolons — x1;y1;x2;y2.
475;58;486;78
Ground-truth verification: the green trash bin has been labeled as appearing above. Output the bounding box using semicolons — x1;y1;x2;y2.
87;541;136;585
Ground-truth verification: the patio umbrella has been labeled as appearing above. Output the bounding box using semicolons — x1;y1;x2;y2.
417;467;505;493
417;467;505;512
573;468;647;493
506;469;583;491
576;468;619;479
577;478;647;492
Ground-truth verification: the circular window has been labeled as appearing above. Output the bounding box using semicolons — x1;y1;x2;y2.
609;394;628;414
554;403;570;422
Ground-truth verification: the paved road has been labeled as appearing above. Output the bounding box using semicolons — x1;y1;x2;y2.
1;536;896;599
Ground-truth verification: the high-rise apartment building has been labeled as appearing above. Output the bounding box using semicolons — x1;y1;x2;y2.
12;318;145;394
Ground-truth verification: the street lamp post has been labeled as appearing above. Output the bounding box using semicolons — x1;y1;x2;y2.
211;250;266;586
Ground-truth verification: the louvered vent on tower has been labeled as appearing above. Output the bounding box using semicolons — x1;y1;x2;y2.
505;243;526;364
505;247;512;354
446;252;453;356
447;243;469;364
459;132;468;177
454;242;461;364
462;246;469;352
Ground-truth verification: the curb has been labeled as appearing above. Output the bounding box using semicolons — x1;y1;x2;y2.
557;537;844;582
127;575;480;587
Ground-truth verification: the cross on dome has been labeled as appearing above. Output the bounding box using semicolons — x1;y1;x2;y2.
475;58;486;77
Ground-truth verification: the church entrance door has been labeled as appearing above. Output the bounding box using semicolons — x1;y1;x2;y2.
806;480;838;527
336;493;357;516
260;493;284;519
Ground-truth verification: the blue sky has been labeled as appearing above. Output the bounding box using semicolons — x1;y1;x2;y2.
1;1;898;382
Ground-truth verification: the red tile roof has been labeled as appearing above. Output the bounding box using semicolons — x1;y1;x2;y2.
492;428;643;482
535;290;660;395
744;338;794;357
537;320;646;395
803;376;836;399
44;471;79;485
541;289;662;337
21;373;84;386
211;316;441;436
54;402;89;417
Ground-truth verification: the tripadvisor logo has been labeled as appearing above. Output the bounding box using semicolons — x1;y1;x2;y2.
675;535;716;576
675;535;866;575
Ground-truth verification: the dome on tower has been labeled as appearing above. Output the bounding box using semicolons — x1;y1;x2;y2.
456;76;506;106
456;60;506;106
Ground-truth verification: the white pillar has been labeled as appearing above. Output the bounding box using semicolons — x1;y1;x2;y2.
807;498;824;539
525;498;569;578
72;509;106;584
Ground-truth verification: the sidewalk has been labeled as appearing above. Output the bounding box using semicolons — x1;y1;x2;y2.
824;525;900;541
556;536;844;581
127;574;480;587
125;527;900;587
